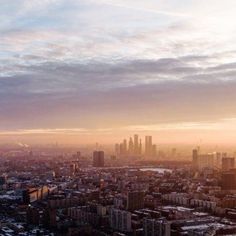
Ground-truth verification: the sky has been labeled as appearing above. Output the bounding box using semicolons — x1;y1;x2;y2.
1;0;236;145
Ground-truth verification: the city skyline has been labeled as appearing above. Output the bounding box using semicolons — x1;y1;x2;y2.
1;0;236;145
1;2;236;234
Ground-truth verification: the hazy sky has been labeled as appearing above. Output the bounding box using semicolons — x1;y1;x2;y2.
1;0;236;144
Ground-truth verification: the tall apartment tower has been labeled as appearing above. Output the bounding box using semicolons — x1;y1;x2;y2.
93;151;105;167
143;218;171;236
110;208;132;233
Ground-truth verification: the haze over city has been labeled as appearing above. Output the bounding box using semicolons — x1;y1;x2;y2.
2;1;236;236
1;0;236;145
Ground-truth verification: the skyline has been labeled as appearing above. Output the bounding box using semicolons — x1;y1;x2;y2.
1;0;236;144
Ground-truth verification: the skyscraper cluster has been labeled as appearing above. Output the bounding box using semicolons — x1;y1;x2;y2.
115;134;157;157
192;149;235;171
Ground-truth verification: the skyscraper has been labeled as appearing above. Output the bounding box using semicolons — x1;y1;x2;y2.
134;134;139;155
93;151;105;167
128;137;134;154
192;149;198;169
145;136;152;156
123;139;128;154
119;143;124;155
216;152;222;168
139;139;142;155
198;154;214;170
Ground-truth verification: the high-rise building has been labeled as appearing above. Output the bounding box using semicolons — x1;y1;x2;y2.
43;208;56;228
134;134;139;155
0;176;6;186
128;137;134;154
143;218;171;236
192;149;198;169
123;139;127;154
139;139;142;155
126;191;145;211
215;152;222;168
110;208;132;232
222;157;235;171
192;150;216;170
222;170;236;190
145;136;152;156
93;151;105;167
115;135;156;157
27;206;40;225
198;154;214;170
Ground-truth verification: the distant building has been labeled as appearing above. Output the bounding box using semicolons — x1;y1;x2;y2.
115;134;158;156
143;218;171;236
93;151;105;167
126;191;145;211
215;152;222;168
222;157;235;171
27;206;40;225
198;154;214;170
192;150;216;170
110;208;132;232
22;188;39;204
139;139;142;154
68;204;107;227
43;208;56;228
134;134;139;155
23;186;49;204
0;176;6;186
128;137;134;154
222;170;236;190
145;136;153;156
192;149;198;169
123;139;128;154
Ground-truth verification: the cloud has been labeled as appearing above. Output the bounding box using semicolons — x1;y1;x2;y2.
1;0;236;138
1;59;236;132
91;0;189;18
